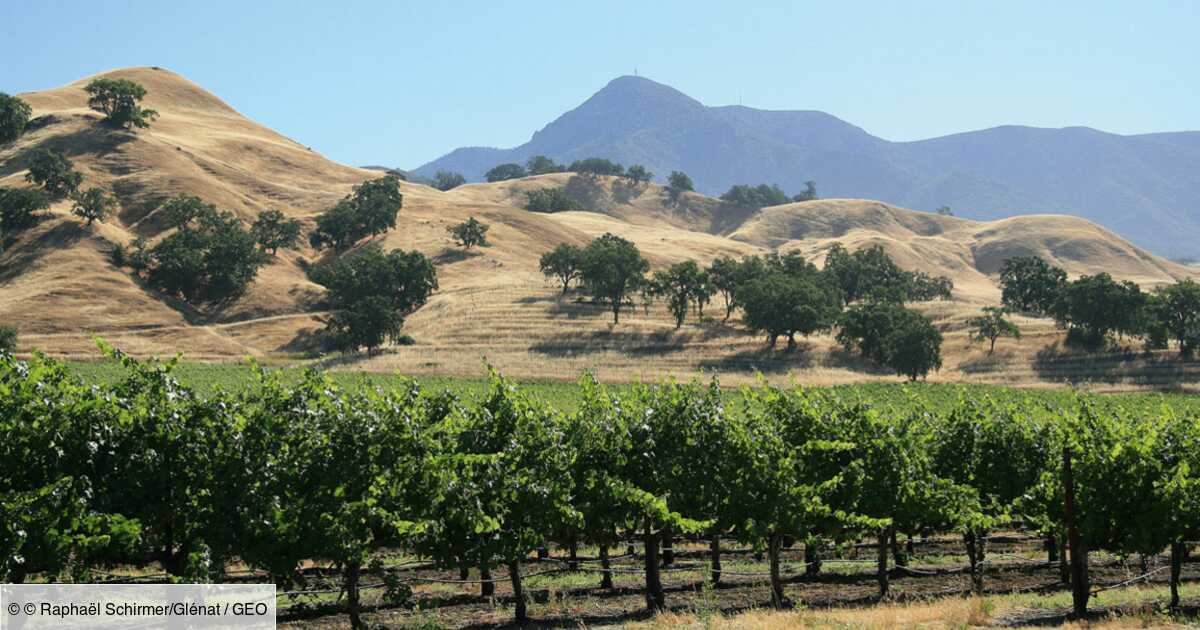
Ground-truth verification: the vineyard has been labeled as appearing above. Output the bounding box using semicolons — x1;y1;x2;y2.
3;344;1200;629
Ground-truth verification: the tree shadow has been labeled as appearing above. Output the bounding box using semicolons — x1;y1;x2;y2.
610;179;643;204
433;248;483;265
0;117;137;178
0;219;88;284
563;174;610;211
545;297;608;320
1031;341;1200;389
697;342;816;373
529;329;691;357
958;348;1018;374
278;327;328;356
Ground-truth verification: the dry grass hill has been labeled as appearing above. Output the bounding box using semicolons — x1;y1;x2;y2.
2;68;1196;390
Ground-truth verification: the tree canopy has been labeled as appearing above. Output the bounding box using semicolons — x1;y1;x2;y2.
84;78;158;129
720;183;789;209
666;171;694;204
525;155;564;175
70;187;116;227
250;209;301;255
539;244;584;294
24;149;82;198
141;201;268;304
485;163;527;182
447;216;489;249
579;233;648;324
968;306;1021;354
0;187;49;234
569;158;624;177
523;187;580;213
737;272;840;350
999;256;1067;316
0;92;33;144
433;171;466;191
625;164;653;185
310;176;403;250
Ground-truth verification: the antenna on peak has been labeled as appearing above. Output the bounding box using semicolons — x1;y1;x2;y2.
634;67;638;77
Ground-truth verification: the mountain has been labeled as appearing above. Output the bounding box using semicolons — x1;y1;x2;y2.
414;76;1200;258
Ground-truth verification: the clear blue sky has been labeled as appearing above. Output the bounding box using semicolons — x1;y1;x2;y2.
2;1;1196;169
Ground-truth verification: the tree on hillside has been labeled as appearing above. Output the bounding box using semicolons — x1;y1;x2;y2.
316;244;438;353
720;183;789;209
837;300;911;364
523;187;580;213
0;93;33;144
882;310;943;380
936;205;954;216
485;163;527;182
144;207;268;304
24;149;82;198
792;180;818;202
969;306;1020;354
666;171;693;205
84;78;158;130
250;209;301;255
999;256;1067;316
71;187;116;227
160;194;217;229
737;272;840;350
0;187;49;234
569;158;624;177
0;324;15;353
625;164;653;186
649;261;709;328
310;176;403;250
539;243;583;294
579;233;648;324
1144;279;1200;358
447;216;489;249
525;155;564;175
433;171;466;191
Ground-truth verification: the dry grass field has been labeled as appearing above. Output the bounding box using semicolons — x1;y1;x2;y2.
3;67;1197;390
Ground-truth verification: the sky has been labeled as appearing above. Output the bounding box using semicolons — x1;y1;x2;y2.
2;1;1196;169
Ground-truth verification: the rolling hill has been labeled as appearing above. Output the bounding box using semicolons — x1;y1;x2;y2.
2;67;1196;390
414;75;1200;259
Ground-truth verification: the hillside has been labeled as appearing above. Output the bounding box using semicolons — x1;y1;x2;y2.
2;68;1197;390
414;75;1200;259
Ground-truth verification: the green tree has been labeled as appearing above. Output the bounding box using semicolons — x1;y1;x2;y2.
649;261;708;328
882;309;943;381
485;163;527;182
446;216;489;249
625;164;653;185
316;244;438;353
309;176;403;250
1053;273;1145;347
791;180;817;202
84;78;158;129
523;187;580;213
24;148;82;198
0;325;15;353
968;306;1021;354
720;183;789;208
579;233;648;324
250;209;301;255
525;155;563;175
665;171;693;204
568;157;624;177
539;243;583;294
0;92;33;144
159;194;216;229
70;187;116;227
737;272;840;350
145;209;268;304
0;186;49;233
1145;279;1200;358
999;256;1068;316
433;171;466;191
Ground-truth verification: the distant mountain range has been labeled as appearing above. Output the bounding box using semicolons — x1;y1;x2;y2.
413;76;1200;258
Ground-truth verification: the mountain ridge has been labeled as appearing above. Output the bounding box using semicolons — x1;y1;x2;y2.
414;75;1200;258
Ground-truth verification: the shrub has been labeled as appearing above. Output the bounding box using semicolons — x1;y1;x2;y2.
84;78;158;129
523;188;580;213
0;92;33;144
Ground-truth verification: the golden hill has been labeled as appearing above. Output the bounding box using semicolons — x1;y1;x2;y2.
2;68;1196;390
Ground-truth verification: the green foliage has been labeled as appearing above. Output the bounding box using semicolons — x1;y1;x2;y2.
968;306;1021;354
84;78;158;130
433;171;465;191
485;163;527;182
737;271;840;350
648;261;712;328
791;180;818;202
1144;279;1200;358
446;216;489;249
999;256;1067;316
315;244;438;354
0;92;33;144
0;186;49;233
1054;273;1145;347
310;176;403;250
250;209;301;255
719;183;789;208
523;187;581;213
579;233;649;324
625;164;653;185
142;202;268;304
666;171;694;205
824;244;951;304
70;187;116;226
525;155;564;175
568;157;624;177
0;325;15;353
539;243;583;294
839;301;943;380
24;148;82;198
